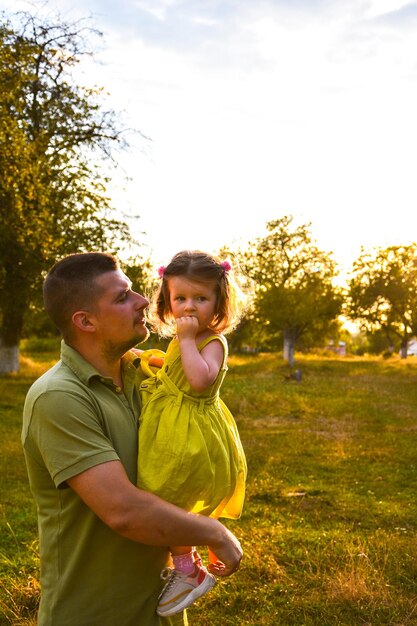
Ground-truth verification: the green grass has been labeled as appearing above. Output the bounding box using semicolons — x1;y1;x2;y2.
0;346;58;625
2;349;417;624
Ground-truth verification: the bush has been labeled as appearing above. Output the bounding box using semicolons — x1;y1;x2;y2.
20;337;61;354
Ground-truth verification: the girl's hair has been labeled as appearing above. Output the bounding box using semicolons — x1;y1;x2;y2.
150;250;246;337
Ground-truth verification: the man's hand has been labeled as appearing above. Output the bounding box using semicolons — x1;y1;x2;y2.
67;461;243;569
207;526;243;577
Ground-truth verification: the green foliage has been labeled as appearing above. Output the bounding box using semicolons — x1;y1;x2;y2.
366;330;395;356
3;349;417;624
20;336;61;354
347;244;417;357
120;256;156;300
0;10;134;357
237;216;343;360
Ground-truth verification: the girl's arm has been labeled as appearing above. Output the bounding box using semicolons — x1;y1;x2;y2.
176;316;224;393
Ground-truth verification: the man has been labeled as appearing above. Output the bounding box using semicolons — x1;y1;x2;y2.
22;253;242;626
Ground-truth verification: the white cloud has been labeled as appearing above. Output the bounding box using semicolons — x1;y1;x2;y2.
364;0;414;19
2;0;417;276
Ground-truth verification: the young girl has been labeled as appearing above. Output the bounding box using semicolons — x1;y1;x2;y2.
137;250;247;618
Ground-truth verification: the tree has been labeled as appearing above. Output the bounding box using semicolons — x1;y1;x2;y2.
347;244;417;358
0;11;135;373
240;216;343;367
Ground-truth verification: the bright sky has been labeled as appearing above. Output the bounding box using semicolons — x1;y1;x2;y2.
3;0;417;277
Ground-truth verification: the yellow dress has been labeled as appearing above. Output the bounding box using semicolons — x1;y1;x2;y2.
137;334;247;519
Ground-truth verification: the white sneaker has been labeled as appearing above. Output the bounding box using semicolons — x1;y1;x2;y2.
156;555;216;617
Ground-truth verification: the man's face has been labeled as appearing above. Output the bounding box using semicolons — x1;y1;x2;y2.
92;269;149;357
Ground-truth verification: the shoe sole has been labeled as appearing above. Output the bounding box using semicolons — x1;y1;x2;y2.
156;574;216;617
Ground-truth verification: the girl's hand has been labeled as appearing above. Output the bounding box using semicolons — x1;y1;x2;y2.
176;315;199;340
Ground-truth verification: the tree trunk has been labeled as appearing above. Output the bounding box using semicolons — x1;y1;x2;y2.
400;337;408;359
283;329;296;368
0;337;19;374
0;264;29;374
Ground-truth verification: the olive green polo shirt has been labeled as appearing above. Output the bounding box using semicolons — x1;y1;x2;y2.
22;341;187;626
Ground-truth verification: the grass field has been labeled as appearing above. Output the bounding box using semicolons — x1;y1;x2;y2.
1;344;417;625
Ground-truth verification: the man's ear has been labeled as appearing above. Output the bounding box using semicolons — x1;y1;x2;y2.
72;311;96;333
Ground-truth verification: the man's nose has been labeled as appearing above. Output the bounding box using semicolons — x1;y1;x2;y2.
134;292;149;308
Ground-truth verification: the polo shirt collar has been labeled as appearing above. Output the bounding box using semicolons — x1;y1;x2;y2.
60;340;141;386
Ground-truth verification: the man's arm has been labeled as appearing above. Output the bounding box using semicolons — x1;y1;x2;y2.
67;460;242;576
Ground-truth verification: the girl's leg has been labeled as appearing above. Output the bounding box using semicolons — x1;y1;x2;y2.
208;547;217;564
207;547;226;573
170;546;195;574
157;546;216;617
207;515;227;573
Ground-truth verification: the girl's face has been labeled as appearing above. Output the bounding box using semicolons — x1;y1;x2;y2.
168;276;218;332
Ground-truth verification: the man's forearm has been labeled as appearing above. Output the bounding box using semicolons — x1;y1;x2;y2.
110;487;242;575
67;460;243;575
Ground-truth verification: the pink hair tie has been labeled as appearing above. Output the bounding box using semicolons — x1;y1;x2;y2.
158;266;166;278
221;261;232;272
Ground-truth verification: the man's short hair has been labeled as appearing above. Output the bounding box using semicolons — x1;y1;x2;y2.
43;252;119;339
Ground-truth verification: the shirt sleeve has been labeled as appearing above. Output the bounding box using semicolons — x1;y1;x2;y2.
25;389;120;488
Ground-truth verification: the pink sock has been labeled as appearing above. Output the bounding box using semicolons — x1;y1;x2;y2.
172;551;195;574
